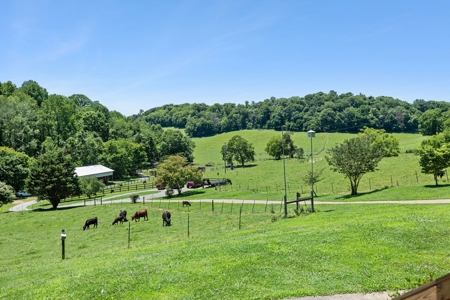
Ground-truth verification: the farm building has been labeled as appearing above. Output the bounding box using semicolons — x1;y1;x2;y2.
75;165;114;182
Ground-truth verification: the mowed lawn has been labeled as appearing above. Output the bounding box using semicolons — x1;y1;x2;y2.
2;202;450;299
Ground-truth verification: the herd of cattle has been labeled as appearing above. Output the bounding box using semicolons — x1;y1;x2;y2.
82;208;172;230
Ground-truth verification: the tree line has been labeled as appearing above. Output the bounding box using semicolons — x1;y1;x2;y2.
135;91;450;137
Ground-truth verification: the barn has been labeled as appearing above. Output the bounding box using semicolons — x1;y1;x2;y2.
75;165;114;183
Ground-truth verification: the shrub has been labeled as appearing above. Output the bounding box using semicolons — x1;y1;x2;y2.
129;194;139;203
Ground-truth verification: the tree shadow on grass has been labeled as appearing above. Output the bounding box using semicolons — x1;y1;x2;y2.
331;187;389;201
169;190;206;199
232;164;258;169
32;205;83;212
423;183;450;188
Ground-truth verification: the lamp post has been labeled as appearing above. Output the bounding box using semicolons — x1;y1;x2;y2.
282;127;287;218
307;130;315;212
223;143;227;174
60;229;66;259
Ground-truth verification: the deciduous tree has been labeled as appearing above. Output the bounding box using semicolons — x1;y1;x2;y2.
326;136;384;195
0;181;14;206
0;147;31;192
156;155;202;196
27;148;78;209
224;135;255;167
417;134;450;185
79;177;105;198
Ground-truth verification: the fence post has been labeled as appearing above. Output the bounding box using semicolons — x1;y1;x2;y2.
187;214;190;238
200;200;202;212
143;196;145;204
212;200;214;213
331;183;334;194
221;201;224;214
239;207;242;230
415;170;419;183
265;199;268;212
168;199;170;209
231;201;234;213
252;200;255;213
369;178;371;191
279;199;282;212
391;175;393;187
127;222;131;249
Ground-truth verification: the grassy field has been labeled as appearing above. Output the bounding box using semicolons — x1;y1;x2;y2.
2;202;450;299
177;131;448;202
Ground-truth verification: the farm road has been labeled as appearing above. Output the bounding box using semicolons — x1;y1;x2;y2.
10;189;450;212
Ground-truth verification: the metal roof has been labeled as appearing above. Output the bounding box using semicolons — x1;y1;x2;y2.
75;165;114;178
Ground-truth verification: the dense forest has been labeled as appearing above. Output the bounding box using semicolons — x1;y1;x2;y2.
1;79;450;166
135;91;450;137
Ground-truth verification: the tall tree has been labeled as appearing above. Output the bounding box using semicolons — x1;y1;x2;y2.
158;129;195;162
0;147;31;192
27;148;78;209
156;155;202;195
418;108;444;136
20;80;48;106
326;136;384;195
264;135;283;159
224;135;255;167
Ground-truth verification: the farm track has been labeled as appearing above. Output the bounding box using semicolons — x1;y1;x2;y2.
10;187;450;212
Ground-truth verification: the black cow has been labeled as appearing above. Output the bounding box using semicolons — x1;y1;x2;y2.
112;215;124;225
182;200;191;207
120;210;128;222
83;217;98;230
162;211;171;227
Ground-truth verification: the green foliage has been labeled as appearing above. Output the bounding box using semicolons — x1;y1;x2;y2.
0;181;14;206
225;135;255;167
359;126;400;157
417;134;450;185
129;193;140;203
158;129;195;162
301;168;325;187
156;155;202;195
264;135;283;159
326;135;384;195
100;139;147;179
418;108;445;135
26;148;78;209
0;146;31;192
79;177;105;198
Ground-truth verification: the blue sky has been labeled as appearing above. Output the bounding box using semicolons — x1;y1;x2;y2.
2;0;449;116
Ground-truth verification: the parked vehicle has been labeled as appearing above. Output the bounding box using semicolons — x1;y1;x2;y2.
186;181;202;188
16;191;31;197
156;183;166;190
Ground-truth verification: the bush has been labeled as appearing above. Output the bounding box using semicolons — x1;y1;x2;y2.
129;194;139;203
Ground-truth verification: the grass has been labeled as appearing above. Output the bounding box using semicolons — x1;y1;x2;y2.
182;131;444;201
2;202;450;299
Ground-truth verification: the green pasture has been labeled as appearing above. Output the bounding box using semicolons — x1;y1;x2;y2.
2;202;450;299
185;131;441;200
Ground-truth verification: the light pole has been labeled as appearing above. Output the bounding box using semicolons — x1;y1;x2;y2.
308;130;315;212
282;127;287;217
60;229;66;259
223;143;227;174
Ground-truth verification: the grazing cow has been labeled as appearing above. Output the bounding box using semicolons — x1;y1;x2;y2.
120;210;128;222
112;215;124;225
182;200;191;207
162;211;171;227
83;217;98;230
131;209;148;222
